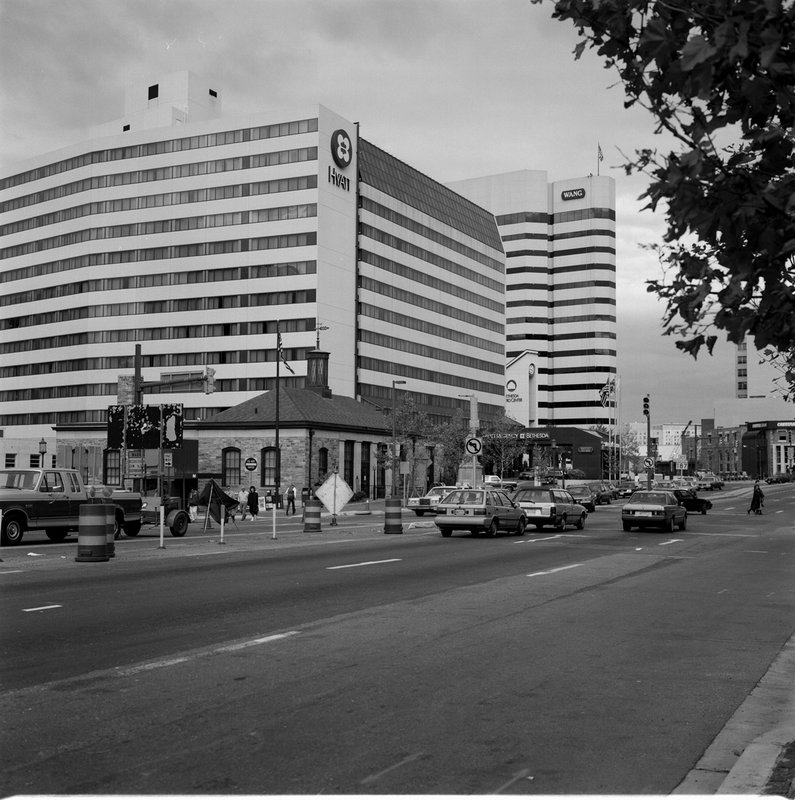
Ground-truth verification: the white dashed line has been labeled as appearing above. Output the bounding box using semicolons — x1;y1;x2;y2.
327;559;402;570
23;604;63;612
527;563;582;578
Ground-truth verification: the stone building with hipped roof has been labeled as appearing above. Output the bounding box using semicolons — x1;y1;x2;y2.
197;350;392;501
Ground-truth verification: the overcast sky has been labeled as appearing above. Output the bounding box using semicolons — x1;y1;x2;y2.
0;0;742;423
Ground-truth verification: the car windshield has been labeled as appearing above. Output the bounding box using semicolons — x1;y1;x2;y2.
442;490;485;505
0;470;39;490
631;492;669;504
512;489;550;503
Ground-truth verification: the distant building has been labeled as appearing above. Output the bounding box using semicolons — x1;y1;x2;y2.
447;170;617;429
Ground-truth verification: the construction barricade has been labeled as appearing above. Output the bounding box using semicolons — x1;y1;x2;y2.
75;503;111;562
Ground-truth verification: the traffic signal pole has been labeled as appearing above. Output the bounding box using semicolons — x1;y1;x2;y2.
643;395;652;489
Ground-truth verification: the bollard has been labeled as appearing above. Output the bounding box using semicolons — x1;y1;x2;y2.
303;497;322;532
104;503;116;558
383;497;403;534
75;504;109;562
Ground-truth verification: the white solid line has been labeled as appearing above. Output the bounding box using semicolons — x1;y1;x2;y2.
1;570;25;575
214;631;299;653
527;563;582;577
23;604;62;612
326;558;402;570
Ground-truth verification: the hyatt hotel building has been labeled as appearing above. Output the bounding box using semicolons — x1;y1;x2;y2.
0;71;508;442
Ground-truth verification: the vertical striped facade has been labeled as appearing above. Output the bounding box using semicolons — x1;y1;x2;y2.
0;72;506;440
448;170;617;428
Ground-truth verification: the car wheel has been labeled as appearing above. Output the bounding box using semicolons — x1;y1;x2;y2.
667;517;676;533
440;529;452;537
45;529;69;542
679;514;687;531
414;511;425;517
534;523;544;530
170;511;190;537
622;522;632;532
555;515;566;531
1;517;25;546
487;519;499;538
515;517;526;536
701;507;707;515
575;513;585;530
123;521;141;537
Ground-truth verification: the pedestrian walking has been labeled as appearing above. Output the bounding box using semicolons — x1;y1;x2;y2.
247;485;259;521
748;481;765;515
285;484;296;515
188;489;199;522
237;487;249;521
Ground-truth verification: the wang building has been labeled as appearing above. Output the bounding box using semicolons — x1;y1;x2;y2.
0;71;616;480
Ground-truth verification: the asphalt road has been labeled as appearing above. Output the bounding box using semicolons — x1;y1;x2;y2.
2;483;794;794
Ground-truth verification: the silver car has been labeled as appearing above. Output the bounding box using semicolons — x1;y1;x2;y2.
622;490;687;532
512;486;587;531
434;489;526;537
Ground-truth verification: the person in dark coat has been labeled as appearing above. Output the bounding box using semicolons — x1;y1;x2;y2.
748;481;764;514
247;485;259;520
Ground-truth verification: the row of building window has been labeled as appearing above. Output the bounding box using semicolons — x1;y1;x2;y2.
1;117;319;192
360;251;504;315
359;228;504;297
1;204;318;260
359;302;504;355
1;261;317;311
2;288;315;334
0;344;307;380
359;329;504;375
507;262;615;276
510;279;616;293
360;196;504;273
496;208;616;226
506;297;616;309
506;244;616;260
359;356;503;396
0;232;318;285
359;276;503;336
508;313;616;325
3;316;316;355
1;175;319;237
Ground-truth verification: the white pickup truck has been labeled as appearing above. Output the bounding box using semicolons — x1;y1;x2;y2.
0;468;143;546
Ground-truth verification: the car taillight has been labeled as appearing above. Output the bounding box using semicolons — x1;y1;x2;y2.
549;505;556;517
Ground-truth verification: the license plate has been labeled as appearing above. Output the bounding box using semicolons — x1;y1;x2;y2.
452;508;468;515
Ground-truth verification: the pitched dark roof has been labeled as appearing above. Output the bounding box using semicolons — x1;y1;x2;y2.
199;387;390;434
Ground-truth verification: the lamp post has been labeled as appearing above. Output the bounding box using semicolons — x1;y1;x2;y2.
391;380;406;496
38;437;47;468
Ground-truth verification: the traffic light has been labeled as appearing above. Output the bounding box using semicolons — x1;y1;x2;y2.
642;395;650;416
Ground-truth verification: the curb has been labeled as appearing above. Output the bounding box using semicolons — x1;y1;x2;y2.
718;729;793;795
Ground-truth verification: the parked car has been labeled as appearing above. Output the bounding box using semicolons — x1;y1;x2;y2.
621;490;687;532
407;485;458;516
512;486;587;531
672;488;712;515
765;473;792;484
588;482;613;504
434;488;526;537
566;484;596;512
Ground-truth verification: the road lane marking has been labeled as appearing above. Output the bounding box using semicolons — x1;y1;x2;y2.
23;604;62;612
659;539;683;546
527;563;582;577
514;534;588;544
361;752;424;785
117;631;300;676
326;558;402;570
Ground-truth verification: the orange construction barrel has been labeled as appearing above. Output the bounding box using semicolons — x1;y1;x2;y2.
75;504;109;562
303;497;322;532
104;504;116;558
384;497;403;534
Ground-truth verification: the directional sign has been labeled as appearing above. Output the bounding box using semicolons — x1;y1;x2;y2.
315;472;353;515
465;436;483;456
643;456;655;469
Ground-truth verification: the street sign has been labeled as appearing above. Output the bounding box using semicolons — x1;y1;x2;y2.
315;472;353;515
643;456;655;469
465;436;483;455
244;457;258;471
163;452;173;468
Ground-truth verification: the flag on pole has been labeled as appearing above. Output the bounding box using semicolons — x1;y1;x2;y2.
598;143;604;162
277;330;295;374
599;378;614;407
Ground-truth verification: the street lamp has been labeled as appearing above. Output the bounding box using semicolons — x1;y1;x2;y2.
38;437;47;467
391;380;406;495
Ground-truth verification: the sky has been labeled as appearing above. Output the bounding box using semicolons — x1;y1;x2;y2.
0;0;744;424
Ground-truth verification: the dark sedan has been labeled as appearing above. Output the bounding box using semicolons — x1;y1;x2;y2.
673;489;712;515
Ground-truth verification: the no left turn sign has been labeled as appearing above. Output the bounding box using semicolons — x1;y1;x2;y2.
465;436;483;455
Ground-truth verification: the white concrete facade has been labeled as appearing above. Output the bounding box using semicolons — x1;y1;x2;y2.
448;170;617;429
0;72;505;441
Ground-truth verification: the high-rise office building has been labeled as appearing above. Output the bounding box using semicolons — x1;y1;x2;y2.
448;170;617;428
0;71;507;440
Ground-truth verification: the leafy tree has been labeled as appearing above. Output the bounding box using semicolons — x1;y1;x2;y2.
538;0;795;395
429;408;469;484
482;413;526;477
